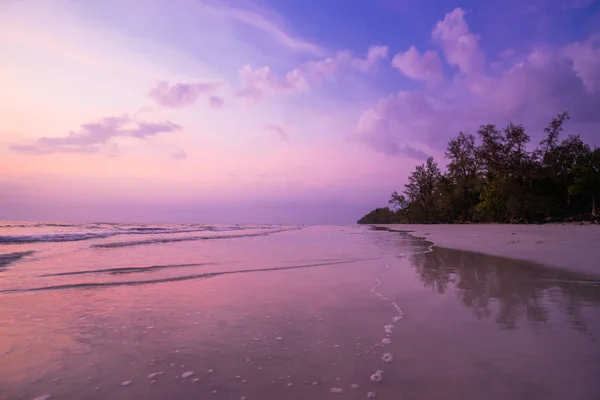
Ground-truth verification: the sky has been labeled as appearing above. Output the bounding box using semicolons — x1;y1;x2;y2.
1;0;599;224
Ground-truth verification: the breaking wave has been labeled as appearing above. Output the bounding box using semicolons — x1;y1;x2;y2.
0;251;36;268
0;225;285;245
91;229;297;249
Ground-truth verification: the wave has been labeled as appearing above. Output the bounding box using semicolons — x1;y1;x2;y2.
0;232;115;244
35;223;78;227
91;228;297;249
121;227;171;232
0;251;36;268
0;225;274;244
1;258;376;294
39;262;214;277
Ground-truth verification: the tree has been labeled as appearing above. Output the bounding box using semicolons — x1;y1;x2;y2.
476;124;505;176
358;111;598;224
534;113;590;218
537;111;569;157
404;157;441;222
357;207;397;224
475;121;534;222
445;132;481;222
389;191;411;222
568;148;600;218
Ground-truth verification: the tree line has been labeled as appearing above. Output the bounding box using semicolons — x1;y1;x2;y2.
358;112;600;224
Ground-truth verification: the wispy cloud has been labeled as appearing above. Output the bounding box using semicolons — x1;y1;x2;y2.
170;149;187;160
11;115;182;155
266;124;290;142
199;0;325;56
148;81;222;109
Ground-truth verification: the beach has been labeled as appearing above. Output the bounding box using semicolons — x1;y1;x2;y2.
380;223;600;276
1;223;599;399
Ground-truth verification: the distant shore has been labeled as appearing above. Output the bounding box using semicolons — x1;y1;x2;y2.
376;223;600;276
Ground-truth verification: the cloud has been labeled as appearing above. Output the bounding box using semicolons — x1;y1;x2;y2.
392;46;444;83
170;150;187;160
208;95;225;109
200;0;324;56
432;8;485;75
266;124;289;142
11;114;182;155
563;34;600;93
355;8;600;157
304;51;353;82
236;65;309;100
354;102;430;159
148;81;221;108
351;45;390;72
237;45;389;101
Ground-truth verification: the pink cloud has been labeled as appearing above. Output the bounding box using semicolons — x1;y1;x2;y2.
170;150;187;160
351;45;390;72
432;8;485;75
208;95;225;109
563;34;600;93
238;45;389;101
148;81;221;108
304;51;353;82
392;46;444;83
236;65;309;100
11;114;182;155
354;107;429;159
356;10;600;157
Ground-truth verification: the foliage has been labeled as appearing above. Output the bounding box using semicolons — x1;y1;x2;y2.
568;148;600;217
356;207;398;224
357;112;599;224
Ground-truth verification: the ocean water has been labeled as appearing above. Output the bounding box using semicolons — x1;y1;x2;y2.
0;222;599;399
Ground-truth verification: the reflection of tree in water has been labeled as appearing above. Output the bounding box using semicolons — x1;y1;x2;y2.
409;245;600;333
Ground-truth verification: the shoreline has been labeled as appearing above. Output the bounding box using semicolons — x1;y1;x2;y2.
376;223;600;277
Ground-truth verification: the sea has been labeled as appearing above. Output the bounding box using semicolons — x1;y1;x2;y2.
1;222;599;399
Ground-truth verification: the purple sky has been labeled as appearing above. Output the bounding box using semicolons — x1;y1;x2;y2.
1;0;599;224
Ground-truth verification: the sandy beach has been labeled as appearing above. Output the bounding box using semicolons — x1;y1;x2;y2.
1;223;599;399
379;224;600;276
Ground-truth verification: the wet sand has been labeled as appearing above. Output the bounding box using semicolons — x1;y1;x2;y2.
1;225;599;399
379;224;600;276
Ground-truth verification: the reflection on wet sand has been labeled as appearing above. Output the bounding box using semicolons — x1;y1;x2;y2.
1;226;599;400
410;243;600;333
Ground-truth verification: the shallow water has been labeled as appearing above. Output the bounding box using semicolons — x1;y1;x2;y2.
1;223;599;399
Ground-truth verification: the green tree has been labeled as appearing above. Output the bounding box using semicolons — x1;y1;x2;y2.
568;148;600;217
357;207;397;224
475;121;533;222
404;157;442;222
445;132;481;222
358;111;598;225
534;112;590;218
388;191;411;222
